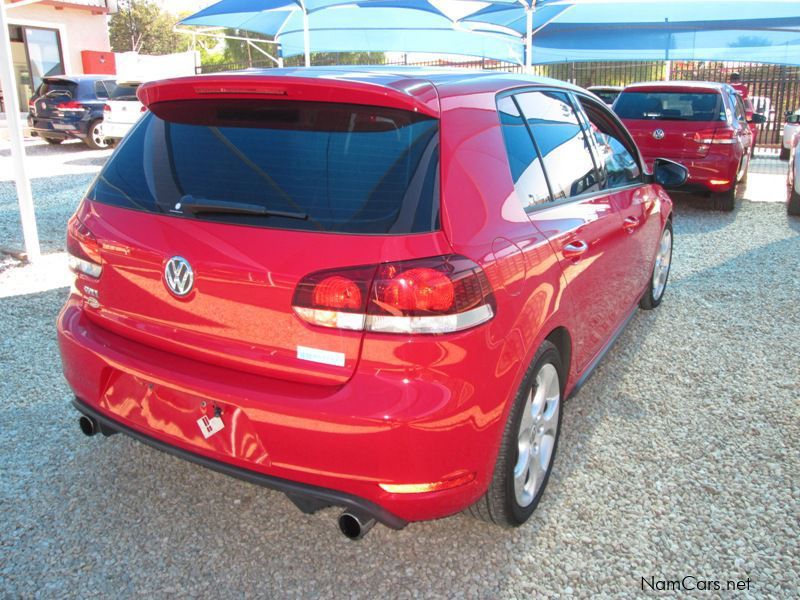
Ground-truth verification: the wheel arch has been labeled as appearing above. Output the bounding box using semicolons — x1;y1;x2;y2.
544;326;572;394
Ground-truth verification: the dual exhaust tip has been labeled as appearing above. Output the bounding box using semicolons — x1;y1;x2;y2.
79;415;377;539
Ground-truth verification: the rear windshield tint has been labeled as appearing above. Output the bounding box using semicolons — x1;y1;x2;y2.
88;100;440;234
110;83;140;100
37;80;77;99
614;91;725;122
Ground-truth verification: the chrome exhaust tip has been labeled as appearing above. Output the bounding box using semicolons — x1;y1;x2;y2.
338;510;376;540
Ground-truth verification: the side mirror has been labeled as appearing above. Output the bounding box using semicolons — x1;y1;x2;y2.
748;113;767;124
653;158;688;189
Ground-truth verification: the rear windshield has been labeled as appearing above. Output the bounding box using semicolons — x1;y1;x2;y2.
87;100;440;234
615;91;725;122
593;90;620;105
110;83;140;100
37;80;76;99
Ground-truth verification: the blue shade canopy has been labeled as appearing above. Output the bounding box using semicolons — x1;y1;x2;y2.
181;0;526;64
461;0;800;65
182;0;800;66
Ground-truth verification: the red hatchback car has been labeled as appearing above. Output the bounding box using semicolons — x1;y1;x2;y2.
615;81;763;211
59;68;683;539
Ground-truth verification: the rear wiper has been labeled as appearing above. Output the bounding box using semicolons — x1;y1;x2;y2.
177;195;308;220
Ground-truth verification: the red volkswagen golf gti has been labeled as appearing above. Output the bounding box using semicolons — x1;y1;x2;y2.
58;68;684;539
614;81;762;211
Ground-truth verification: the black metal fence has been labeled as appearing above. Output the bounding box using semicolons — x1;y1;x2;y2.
197;56;800;147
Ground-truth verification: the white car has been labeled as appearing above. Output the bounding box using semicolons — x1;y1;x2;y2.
587;85;623;107
782;110;800;160
102;82;145;143
788;131;800;215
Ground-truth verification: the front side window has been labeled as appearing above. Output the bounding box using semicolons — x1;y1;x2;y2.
514;90;599;201
496;96;551;210
88;100;440;235
578;96;642;190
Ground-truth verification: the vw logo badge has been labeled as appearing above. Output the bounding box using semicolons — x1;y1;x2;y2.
164;256;194;297
653;128;665;140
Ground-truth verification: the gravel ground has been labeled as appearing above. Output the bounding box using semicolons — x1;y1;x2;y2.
1;147;798;597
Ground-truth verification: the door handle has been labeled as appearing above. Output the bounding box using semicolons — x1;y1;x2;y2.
623;216;640;231
562;240;588;259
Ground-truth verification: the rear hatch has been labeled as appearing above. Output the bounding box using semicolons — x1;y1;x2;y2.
106;82;143;125
77;81;444;386
615;89;727;162
31;78;78;119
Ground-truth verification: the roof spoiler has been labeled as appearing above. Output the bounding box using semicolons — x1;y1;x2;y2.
137;74;440;118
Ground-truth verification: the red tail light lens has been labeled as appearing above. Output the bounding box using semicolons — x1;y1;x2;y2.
693;127;736;145
57;101;84;112
66;215;102;278
140;105;147;113
292;255;495;335
103;103;111;113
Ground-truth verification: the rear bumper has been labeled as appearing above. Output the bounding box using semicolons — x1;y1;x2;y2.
646;152;741;193
102;121;134;140
71;396;407;529
58;296;515;523
28;116;89;140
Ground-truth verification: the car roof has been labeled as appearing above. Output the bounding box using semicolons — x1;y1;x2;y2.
588;85;623;92
194;65;585;99
621;81;729;94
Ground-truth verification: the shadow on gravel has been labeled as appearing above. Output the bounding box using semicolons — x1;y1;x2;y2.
64;156;108;167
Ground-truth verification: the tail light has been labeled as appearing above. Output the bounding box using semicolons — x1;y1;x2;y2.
103;103;111;113
67;215;102;278
292;255;495;335
140;105;147;113
693;127;736;145
57;101;85;112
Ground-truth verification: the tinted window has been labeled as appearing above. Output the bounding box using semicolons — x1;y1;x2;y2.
496;96;551;209
94;81;110;99
593;90;620;105
615;91;725;122
88;100;440;234
515;91;599;201
36;79;76;99
579;97;641;190
110;83;140;100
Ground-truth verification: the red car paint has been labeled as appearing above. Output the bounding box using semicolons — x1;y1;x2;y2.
615;81;752;194
58;68;673;527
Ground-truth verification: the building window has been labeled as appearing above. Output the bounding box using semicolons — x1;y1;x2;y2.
7;25;65;108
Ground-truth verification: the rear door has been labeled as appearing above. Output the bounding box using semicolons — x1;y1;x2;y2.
80;98;444;386
510;89;629;370
615;89;726;164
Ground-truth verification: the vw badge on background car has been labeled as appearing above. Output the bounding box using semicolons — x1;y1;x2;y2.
58;68;685;539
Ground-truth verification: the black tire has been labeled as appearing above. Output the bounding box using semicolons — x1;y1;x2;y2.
468;340;563;527
780;147;790;161
640;220;673;310
84;120;109;150
44;137;63;145
712;188;735;212
789;189;800;216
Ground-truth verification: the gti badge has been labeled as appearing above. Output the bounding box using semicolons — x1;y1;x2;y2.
164;256;194;297
653;128;665;140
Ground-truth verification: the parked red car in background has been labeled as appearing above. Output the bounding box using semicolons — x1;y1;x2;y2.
614;81;765;211
58;68;683;539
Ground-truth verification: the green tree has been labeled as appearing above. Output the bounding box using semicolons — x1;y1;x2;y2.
109;0;185;55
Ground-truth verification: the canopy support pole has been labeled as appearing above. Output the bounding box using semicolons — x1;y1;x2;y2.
301;2;310;67
0;0;40;262
525;6;533;73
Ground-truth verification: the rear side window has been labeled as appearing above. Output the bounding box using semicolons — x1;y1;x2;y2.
88;100;440;234
94;81;110;99
514;90;600;201
496;96;551;210
615;91;725;122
